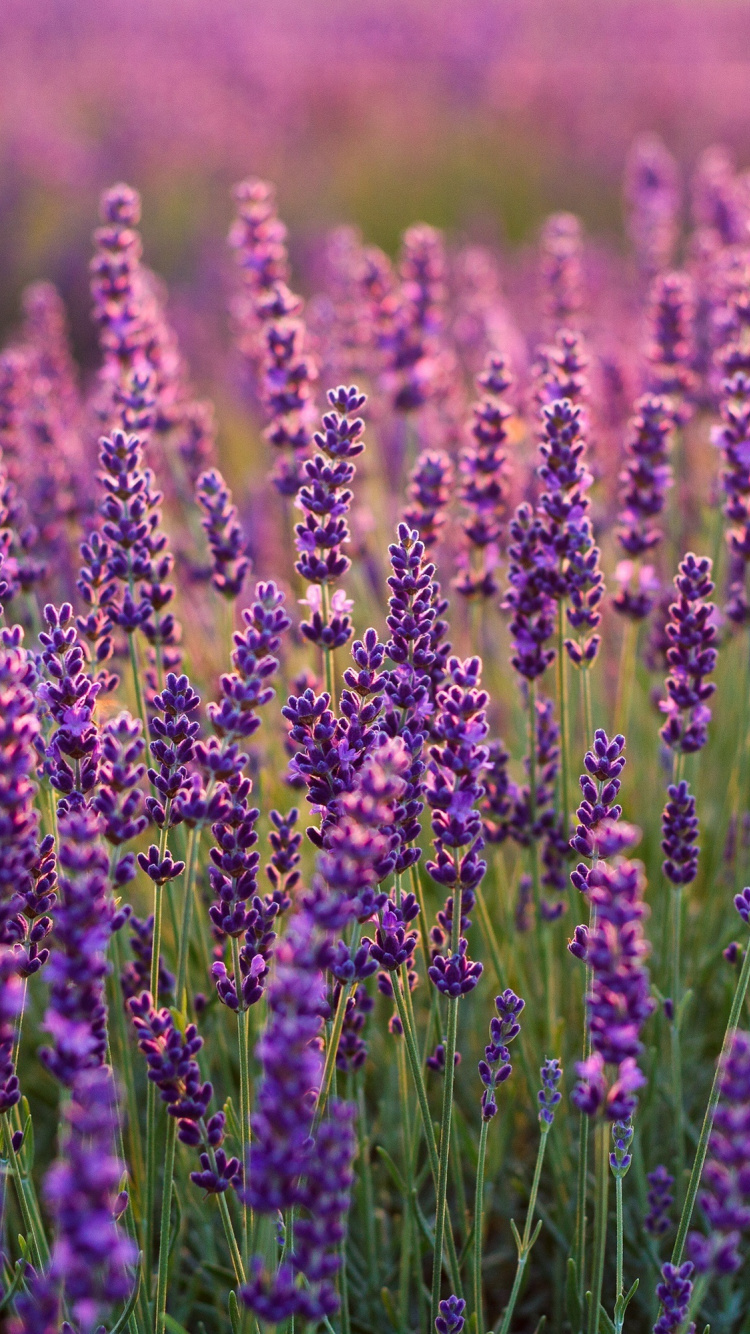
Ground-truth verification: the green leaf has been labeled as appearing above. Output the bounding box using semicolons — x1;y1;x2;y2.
19;1108;34;1175
0;1259;26;1314
598;1302;616;1334
163;1314;192;1334
510;1218;523;1255
533;1318;547;1334
228;1288;242;1334
528;1218;543;1251
375;1146;407;1196
109;1267;142;1334
566;1257;582;1327
380;1286;399;1330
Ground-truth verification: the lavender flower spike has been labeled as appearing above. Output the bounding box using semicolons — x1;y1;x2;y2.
659;553;718;755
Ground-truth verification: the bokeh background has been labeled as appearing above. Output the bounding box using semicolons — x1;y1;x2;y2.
4;0;750;374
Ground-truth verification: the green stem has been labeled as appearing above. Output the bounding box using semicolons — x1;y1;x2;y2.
734;629;750;899
431;886;463;1326
216;1187;245;1287
392;973;462;1297
581;663;594;753
612;619;637;740
145;811;172;1293
574;896;595;1320
473;1117;489;1334
314;937;360;1134
397;1040;412;1333
127;631;150;753
671;931;750;1266
320;583;337;710
154;1115;177;1333
557;603;571;839
587;1120;610;1334
175;825;200;1010
498;1126;550;1334
615;1173;624;1315
670;885;686;1191
356;1077;378;1300
1;1112;48;1271
109;929;146;1204
231;935;252;1268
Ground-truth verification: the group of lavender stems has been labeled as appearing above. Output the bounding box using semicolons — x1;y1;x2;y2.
2;134;750;1334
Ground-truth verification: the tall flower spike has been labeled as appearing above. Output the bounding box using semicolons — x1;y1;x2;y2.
381;223;446;413
195;467;250;600
454;353;513;599
478;988;524;1120
539;213;584;330
712;370;750;624
295;385;367;653
687;1029;750;1276
661;780;699;885
659;553;718;754
403;448;453;550
228;177;318;495
0;639;42;947
614;395;675;620
11;1067;137;1334
624;133;681;280
644;271;697;423
0;949;23;1114
241;910;356;1323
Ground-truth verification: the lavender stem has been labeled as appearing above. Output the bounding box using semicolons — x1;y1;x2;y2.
587;1119;610;1334
473;1116;489;1334
497;1121;550;1334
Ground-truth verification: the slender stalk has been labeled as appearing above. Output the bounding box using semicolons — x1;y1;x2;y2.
356;1077;378;1300
154;1115;177;1333
320;583;337;709
574;895;595;1322
612;619;637;740
431;884;462;1326
175;825;200;1009
615;1174;624;1313
127;630;150;753
314;973;359;1133
145;809;172;1292
473;1117;489;1334
392;973;462;1296
556;603;571;840
1;1112;48;1270
230;934;252;1268
734;629;750;899
671;931;750;1266
670;884;686;1190
497;1125;551;1334
109;930;146;1200
397;1039;413;1333
216;1185;245;1287
580;664;594;754
587;1120;610;1334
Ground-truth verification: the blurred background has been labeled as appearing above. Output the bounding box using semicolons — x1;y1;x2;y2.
4;0;750;375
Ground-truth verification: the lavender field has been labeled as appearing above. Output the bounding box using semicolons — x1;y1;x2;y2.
5;4;750;1334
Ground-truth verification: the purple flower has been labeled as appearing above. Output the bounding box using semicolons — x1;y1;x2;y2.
569;729;637;866
241;910;356;1322
335;982;374;1073
381;224;446;413
653;1260;694;1333
145;670;200;828
644;272;697;422
454;353;512;598
195;467;250;600
92;711;148;849
0;948;23;1113
38;602;103;798
403;448;453;550
614;395;675;619
661;780;699;885
659;553;718;754
624;134;681;280
570;857;654;1120
478;988;524;1119
435;1294;466;1334
228;178;318;494
539;1057;563;1126
687;1030;750;1276
502;503;557;681
0;639;44;948
539;213;584;329
712;371;750;625
645;1165;674;1237
13;1067;137;1334
119;914;174;1004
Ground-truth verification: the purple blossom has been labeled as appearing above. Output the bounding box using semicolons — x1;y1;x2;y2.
659;553;718;754
403;448;453;550
539;213;584;329
454;353;512;598
478;988;524;1120
644;272;697;422
653;1260;694;1334
624;134;681;280
661;780;699;885
381;223;446;413
538;1057;563;1126
0;639;44;947
712;371;750;624
12;1067;137;1334
614;395;675;619
38;602;102;798
0;948;23;1114
119;914;175;1004
195;467;250;600
435;1294;466;1334
688;1029;750;1275
645;1165;674;1237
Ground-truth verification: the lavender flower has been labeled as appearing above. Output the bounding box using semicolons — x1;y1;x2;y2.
195;467;250;600
659;554;717;754
569;729;630;866
687;1029;750;1275
570;857;654;1120
645;1165;674;1237
241;910;356;1322
38;602;102;799
454;353;512;598
0;948;23;1114
478;988;524;1120
712;370;750;624
382;223;446;413
0;640;42;945
228;178;318;494
435;1294;466;1334
12;1068;137;1334
403;448;453;550
295;385;367;652
624;134;681;280
644;272;697;422
653;1261;694;1334
661;780;699;885
614;395;675;619
120;915;175;1004
538;1057;563;1126
503;503;557;681
539;213;584;329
